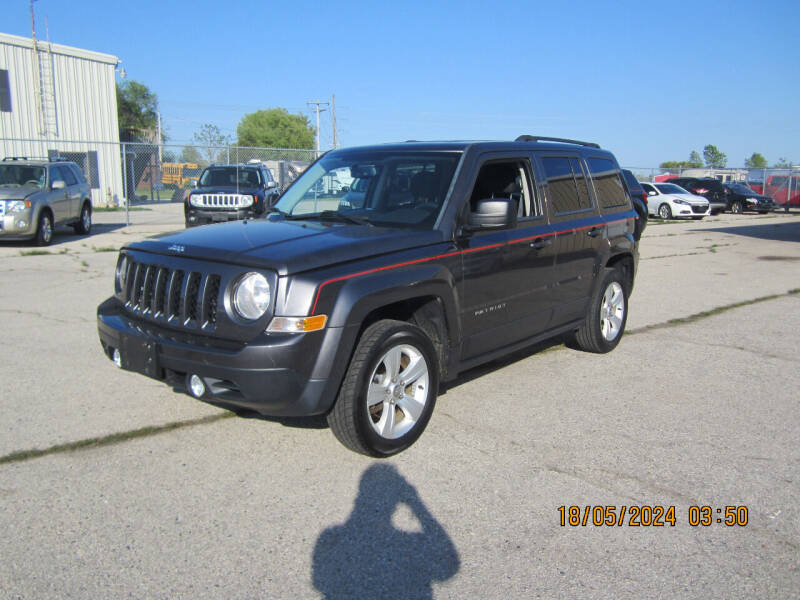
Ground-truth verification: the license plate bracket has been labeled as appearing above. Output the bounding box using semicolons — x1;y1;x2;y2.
120;335;161;379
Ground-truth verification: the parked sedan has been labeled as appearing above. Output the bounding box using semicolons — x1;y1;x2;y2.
641;182;709;220
722;183;774;214
668;177;727;215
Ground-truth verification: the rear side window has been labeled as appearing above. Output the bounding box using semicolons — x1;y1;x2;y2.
587;157;628;209
540;156;592;214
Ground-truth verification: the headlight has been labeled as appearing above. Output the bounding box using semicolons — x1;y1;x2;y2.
115;254;129;291
232;272;271;320
673;199;689;205
189;194;202;207
7;200;30;213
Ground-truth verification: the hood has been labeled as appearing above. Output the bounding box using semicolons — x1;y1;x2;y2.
0;185;39;201
128;219;444;276
670;193;708;203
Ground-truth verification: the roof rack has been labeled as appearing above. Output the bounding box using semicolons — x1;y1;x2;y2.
2;156;70;162
514;135;600;149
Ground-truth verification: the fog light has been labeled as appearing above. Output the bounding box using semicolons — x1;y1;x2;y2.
187;374;206;398
16;220;27;228
112;348;122;368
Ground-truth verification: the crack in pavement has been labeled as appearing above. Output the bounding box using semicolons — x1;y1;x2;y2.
2;289;799;466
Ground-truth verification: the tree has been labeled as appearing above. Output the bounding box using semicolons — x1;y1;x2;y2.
659;150;704;171
236;108;315;149
744;153;768;168
688;151;703;167
193;124;231;164
773;157;792;168
116;80;159;141
179;145;204;165
703;144;727;168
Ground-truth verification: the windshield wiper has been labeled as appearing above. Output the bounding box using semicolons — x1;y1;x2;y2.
288;210;373;226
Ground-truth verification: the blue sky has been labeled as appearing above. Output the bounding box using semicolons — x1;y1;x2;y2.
4;0;800;167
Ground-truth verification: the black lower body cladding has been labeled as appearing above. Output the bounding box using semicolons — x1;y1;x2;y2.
96;297;353;416
184;207;259;227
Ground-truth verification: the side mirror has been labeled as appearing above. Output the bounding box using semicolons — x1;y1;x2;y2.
191;180;198;188
267;181;277;189
467;198;517;230
647;190;656;196
52;180;66;190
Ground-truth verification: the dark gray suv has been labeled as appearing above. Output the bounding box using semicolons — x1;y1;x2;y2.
0;157;92;245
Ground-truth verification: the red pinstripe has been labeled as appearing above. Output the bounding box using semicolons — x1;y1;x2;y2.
310;217;632;314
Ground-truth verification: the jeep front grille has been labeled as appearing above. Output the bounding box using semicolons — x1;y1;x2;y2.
122;258;222;332
190;193;254;209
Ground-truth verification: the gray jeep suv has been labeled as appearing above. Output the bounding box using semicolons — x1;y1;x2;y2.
0;157;92;245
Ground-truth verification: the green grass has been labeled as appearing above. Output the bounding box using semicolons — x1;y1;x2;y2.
92;246;118;253
18;249;52;256
0;413;235;466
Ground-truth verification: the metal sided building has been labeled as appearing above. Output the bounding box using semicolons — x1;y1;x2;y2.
0;32;123;206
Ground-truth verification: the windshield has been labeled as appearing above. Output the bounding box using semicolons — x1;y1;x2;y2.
728;184;757;194
655;183;689;195
0;165;46;188
275;151;461;229
199;167;261;188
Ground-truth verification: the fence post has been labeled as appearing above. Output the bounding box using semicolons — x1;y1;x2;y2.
121;142;130;226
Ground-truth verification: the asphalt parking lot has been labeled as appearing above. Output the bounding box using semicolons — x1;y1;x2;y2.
1;206;798;599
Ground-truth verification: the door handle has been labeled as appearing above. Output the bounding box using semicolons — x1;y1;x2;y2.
587;227;601;238
530;238;552;249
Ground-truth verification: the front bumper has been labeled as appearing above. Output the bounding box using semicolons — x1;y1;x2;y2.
185;207;260;226
96;297;352;416
0;210;36;239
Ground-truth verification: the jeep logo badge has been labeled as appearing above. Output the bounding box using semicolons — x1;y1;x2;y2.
167;244;185;253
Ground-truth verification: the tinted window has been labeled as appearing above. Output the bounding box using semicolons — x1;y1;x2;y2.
641;183;656;194
587;157;628;209
541;156;592;214
199;167;261;187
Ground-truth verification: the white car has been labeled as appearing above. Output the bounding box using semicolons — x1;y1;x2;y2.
640;182;710;220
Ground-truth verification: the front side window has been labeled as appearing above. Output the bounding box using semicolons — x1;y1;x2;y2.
275;151;461;229
57;165;78;186
468;159;539;219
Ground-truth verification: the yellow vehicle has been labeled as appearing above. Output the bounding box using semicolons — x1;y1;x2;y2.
161;163;201;188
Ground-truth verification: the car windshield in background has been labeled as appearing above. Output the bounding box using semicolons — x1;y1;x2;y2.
0;165;45;188
728;184;757;194
275;152;461;229
199;167;261;188
655;183;689;195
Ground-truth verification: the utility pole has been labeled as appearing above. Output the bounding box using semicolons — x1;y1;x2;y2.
331;94;338;149
307;99;329;157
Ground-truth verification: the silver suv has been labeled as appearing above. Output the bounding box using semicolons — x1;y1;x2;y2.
0;157;92;245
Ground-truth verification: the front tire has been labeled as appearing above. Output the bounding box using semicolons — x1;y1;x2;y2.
731;200;743;214
571;268;628;354
35;211;53;246
327;320;439;457
658;203;672;219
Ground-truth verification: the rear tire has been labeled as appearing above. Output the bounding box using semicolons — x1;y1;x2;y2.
327;319;439;457
73;202;92;235
571;268;628;354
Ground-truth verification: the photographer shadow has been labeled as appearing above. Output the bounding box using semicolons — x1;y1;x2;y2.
312;464;460;600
